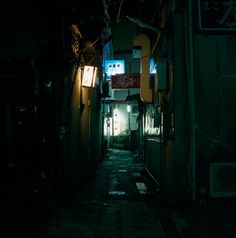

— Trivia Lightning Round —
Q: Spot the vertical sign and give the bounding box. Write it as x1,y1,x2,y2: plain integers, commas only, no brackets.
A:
82,66,97,87
133,34,152,103
198,0,236,31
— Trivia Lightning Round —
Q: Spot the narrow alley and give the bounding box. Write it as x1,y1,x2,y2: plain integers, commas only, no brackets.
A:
33,149,178,238
2,149,236,238
1,1,236,238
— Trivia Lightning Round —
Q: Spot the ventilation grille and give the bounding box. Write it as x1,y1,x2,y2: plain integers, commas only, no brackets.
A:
209,163,236,198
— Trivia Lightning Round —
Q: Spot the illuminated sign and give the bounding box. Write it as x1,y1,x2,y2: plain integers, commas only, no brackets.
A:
82,66,97,87
111,74,140,89
150,57,156,74
104,60,125,80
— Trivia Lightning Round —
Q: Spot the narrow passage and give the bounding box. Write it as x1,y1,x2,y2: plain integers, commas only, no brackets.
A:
36,149,175,238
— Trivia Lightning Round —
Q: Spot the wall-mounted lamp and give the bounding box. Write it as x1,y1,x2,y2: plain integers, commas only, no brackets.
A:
82,65,98,88
127,104,131,113
79,65,98,113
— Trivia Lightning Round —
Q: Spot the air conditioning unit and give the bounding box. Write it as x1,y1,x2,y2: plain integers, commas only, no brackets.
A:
209,163,236,198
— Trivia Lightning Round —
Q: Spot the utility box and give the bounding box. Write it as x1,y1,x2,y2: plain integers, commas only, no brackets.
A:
209,163,236,198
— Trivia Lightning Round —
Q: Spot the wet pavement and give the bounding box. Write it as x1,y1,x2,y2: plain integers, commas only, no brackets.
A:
33,149,178,238
3,148,236,238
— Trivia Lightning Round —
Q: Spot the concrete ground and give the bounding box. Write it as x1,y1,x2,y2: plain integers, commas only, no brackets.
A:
170,197,236,238
33,149,178,238
3,148,236,238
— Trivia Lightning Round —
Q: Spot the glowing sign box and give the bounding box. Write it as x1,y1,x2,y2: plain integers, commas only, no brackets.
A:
82,66,97,87
104,59,125,80
111,74,140,89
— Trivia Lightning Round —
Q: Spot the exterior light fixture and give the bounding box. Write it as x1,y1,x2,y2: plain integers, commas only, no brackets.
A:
82,65,97,87
127,105,131,113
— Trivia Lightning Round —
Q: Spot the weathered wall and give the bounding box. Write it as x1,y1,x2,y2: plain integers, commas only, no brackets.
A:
70,69,82,189
144,139,162,183
69,68,102,190
194,35,236,190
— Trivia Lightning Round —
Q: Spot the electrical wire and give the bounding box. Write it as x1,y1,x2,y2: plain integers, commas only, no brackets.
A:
151,32,161,55
116,0,124,23
144,163,161,188
82,35,103,52
103,0,111,22
195,123,236,155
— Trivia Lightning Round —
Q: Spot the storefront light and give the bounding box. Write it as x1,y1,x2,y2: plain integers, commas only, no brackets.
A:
127,105,131,113
82,65,97,87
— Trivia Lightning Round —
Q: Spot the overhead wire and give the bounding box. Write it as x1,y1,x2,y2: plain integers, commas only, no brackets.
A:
82,35,103,52
103,0,111,22
116,0,124,23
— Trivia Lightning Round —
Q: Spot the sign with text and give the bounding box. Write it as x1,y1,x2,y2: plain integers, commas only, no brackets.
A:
198,0,236,31
104,59,125,81
111,74,140,89
82,66,97,87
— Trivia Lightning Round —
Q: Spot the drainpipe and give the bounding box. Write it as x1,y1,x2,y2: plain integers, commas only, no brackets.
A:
186,0,196,201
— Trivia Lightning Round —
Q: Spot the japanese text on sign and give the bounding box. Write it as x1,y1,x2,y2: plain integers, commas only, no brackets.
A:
111,74,140,89
199,0,236,30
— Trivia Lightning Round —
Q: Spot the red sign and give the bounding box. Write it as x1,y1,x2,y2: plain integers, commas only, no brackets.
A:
111,74,140,89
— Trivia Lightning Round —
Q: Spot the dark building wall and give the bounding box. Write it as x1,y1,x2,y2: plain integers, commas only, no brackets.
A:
0,0,70,207
69,67,102,190
0,1,66,59
144,139,163,183
170,10,190,201
194,35,236,193
69,68,82,189
160,1,236,201
139,2,187,201
194,35,236,159
112,18,136,52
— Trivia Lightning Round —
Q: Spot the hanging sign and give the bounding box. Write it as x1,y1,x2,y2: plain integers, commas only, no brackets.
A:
111,74,140,89
198,0,236,31
133,34,151,103
82,66,97,87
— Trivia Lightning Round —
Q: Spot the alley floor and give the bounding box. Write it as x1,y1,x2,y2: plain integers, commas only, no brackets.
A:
32,149,178,238
3,148,236,238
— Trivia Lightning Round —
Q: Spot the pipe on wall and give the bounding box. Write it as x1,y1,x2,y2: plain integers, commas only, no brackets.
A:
185,0,196,201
